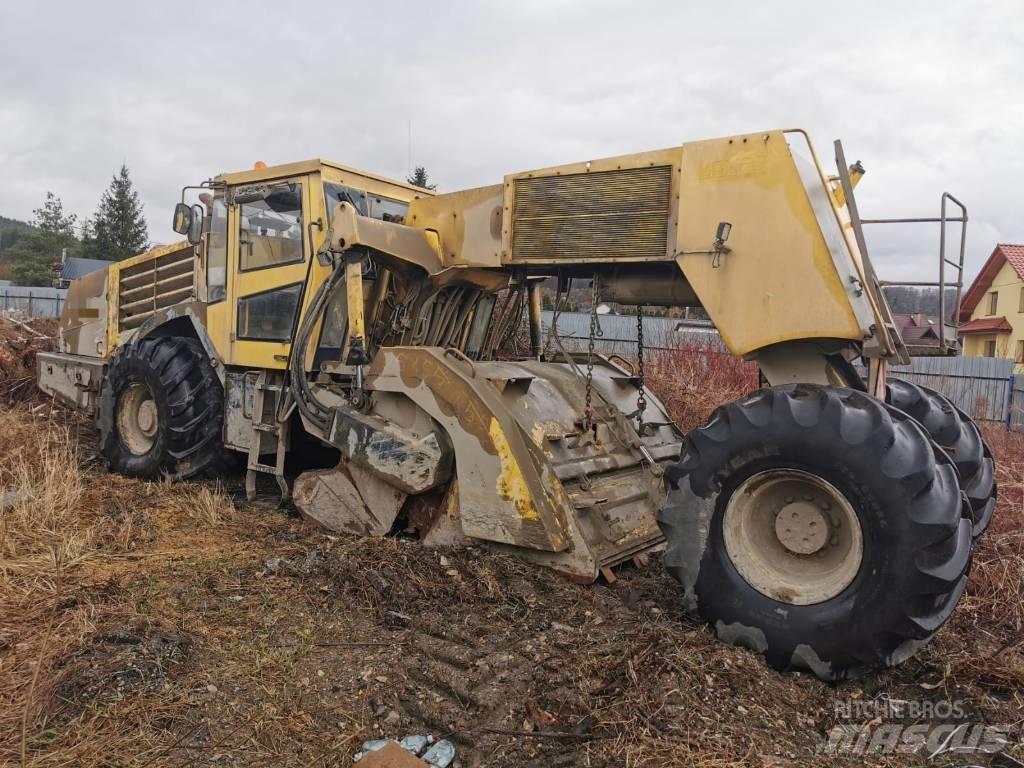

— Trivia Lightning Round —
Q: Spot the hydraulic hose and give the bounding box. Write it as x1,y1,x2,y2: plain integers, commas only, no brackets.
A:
288,259,348,433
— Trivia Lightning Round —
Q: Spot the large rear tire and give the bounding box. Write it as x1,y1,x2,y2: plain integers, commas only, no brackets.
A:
658,384,972,681
97,336,224,480
886,377,996,540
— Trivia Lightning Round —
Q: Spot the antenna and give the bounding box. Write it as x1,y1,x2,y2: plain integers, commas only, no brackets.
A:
407,119,412,176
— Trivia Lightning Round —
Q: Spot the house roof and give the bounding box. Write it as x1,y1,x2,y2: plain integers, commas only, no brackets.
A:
59,257,112,280
893,313,940,341
958,316,1012,334
959,244,1024,319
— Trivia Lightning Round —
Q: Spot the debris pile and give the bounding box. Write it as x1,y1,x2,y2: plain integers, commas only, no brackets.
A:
0,314,56,403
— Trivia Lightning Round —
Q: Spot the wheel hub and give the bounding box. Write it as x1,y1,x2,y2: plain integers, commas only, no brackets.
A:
774,500,829,555
723,469,864,605
116,382,159,456
137,400,157,436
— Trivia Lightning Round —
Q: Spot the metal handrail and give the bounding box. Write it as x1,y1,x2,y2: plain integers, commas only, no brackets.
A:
861,192,968,350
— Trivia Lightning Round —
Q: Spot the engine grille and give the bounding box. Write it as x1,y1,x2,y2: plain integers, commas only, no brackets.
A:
510,165,672,260
118,244,196,332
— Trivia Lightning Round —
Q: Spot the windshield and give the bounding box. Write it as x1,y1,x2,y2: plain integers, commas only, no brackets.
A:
323,183,409,224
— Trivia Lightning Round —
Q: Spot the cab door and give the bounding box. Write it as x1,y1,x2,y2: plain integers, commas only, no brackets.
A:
227,177,311,369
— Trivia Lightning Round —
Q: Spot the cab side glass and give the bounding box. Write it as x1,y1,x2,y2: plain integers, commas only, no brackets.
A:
239,184,303,271
188,204,204,244
206,195,228,302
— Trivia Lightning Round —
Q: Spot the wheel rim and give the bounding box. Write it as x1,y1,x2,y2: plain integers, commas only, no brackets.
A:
723,469,864,605
116,382,159,455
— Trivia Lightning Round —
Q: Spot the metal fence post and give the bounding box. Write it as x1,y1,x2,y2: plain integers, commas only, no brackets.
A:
1005,375,1013,430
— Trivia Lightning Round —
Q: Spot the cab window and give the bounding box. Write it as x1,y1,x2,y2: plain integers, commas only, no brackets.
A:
206,193,228,302
239,184,303,271
237,283,303,341
324,183,368,216
368,194,407,224
324,182,408,224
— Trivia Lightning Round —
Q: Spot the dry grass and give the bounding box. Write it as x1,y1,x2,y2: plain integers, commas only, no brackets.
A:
169,482,236,528
964,426,1024,635
0,327,1021,766
1,416,86,575
0,398,251,766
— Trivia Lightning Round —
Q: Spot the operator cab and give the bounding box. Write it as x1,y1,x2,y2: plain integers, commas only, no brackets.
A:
172,159,431,372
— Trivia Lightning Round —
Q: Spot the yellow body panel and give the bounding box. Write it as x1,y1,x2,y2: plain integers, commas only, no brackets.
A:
407,185,506,268
88,136,891,372
675,132,863,355
107,240,196,352
218,158,431,199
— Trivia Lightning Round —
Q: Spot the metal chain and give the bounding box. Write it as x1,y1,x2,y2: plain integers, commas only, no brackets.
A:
635,306,647,435
583,275,602,429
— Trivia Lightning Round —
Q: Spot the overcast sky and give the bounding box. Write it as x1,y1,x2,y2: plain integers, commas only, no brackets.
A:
1,1,1021,281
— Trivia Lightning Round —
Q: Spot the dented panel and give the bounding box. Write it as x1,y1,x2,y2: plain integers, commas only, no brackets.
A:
367,347,570,552
359,348,683,580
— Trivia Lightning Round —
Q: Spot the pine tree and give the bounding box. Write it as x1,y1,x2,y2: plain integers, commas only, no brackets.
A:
33,192,78,236
8,192,81,286
89,165,149,260
406,166,437,191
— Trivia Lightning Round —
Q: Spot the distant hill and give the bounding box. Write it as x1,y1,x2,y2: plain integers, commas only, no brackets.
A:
882,285,959,319
0,216,36,261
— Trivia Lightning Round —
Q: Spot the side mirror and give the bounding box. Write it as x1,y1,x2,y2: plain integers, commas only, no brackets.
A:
172,202,192,235
172,202,204,244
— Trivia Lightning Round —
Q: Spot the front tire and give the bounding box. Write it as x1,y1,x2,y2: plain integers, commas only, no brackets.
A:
97,336,224,479
658,384,972,681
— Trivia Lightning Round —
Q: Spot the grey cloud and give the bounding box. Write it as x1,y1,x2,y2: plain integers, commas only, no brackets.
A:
1,0,1021,284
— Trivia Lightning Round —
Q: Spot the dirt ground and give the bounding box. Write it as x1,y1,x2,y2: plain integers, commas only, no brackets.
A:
1,318,1022,767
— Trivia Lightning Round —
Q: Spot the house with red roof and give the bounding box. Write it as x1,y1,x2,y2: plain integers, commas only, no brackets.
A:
894,313,942,344
958,244,1024,367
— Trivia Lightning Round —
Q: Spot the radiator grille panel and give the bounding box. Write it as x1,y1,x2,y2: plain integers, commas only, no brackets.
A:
511,165,672,260
118,244,196,332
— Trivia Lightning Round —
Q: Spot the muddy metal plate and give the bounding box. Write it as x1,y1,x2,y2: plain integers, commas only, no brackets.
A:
366,348,682,580
37,351,105,413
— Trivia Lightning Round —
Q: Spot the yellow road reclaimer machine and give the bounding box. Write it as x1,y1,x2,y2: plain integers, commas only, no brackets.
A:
39,130,992,680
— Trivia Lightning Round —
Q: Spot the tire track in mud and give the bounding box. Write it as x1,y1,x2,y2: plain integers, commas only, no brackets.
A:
397,614,541,748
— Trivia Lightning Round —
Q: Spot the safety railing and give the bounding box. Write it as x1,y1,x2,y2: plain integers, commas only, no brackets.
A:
860,193,967,353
